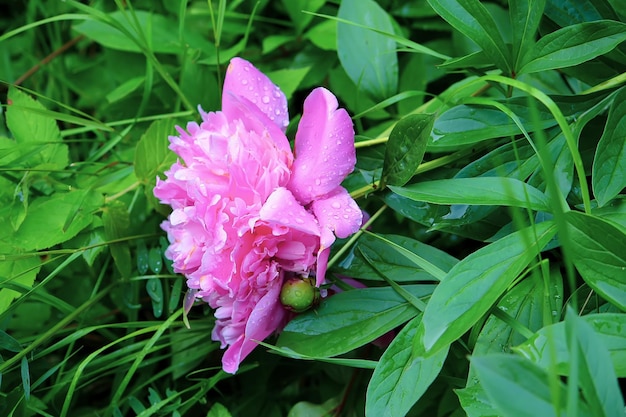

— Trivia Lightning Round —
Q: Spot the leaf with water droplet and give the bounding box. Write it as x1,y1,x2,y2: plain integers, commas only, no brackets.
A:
381,113,435,189
146,278,164,318
148,247,163,274
136,241,149,275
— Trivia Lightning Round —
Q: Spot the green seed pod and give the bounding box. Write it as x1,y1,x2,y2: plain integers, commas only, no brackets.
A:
280,276,319,313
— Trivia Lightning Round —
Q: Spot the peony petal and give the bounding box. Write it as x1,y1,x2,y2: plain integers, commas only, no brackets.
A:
221,93,292,155
221,278,286,374
223,58,289,131
311,187,362,239
259,187,320,237
287,87,356,205
222,57,291,155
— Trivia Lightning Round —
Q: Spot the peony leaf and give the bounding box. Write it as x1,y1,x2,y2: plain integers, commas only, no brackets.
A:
518,21,626,74
565,211,626,311
337,0,398,100
381,113,434,188
592,87,626,207
389,177,551,212
366,315,449,417
277,285,436,357
417,221,557,353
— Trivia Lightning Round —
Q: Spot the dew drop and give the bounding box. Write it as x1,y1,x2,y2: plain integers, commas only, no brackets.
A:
331,201,341,209
295,218,304,224
262,96,270,104
315,178,321,186
242,79,248,85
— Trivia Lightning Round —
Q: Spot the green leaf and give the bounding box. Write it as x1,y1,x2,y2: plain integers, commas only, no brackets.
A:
509,0,546,70
592,87,626,207
518,21,626,74
337,233,458,282
146,278,163,318
21,356,30,401
206,403,231,417
267,67,311,101
456,383,500,417
0,257,41,316
281,0,325,34
102,200,131,279
0,329,22,352
73,11,209,54
426,0,511,74
277,285,436,357
544,0,619,27
565,211,626,311
389,177,551,212
105,76,145,103
472,354,592,417
6,86,68,169
134,119,178,183
0,189,103,252
134,119,178,215
381,113,435,188
337,0,398,100
148,247,163,274
564,309,625,417
305,20,337,51
366,315,449,417
515,313,626,377
287,398,340,417
429,103,556,151
417,221,557,353
472,275,554,359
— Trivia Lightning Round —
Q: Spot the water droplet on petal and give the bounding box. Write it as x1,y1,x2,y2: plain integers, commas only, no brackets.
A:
262,96,270,104
295,218,304,224
331,201,341,209
242,79,248,85
315,178,321,186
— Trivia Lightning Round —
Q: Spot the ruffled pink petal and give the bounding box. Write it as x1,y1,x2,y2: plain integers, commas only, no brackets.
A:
311,187,362,239
221,278,286,374
259,187,320,237
287,87,356,205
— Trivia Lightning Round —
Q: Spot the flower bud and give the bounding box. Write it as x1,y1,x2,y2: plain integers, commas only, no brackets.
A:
280,276,319,313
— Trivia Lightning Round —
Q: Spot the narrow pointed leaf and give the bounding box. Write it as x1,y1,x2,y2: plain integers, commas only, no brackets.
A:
381,113,435,188
565,309,625,417
509,0,546,69
389,177,551,212
427,0,511,74
418,221,557,353
565,211,626,311
592,87,626,207
366,315,449,417
518,21,626,74
337,0,398,100
472,354,592,417
515,313,626,377
277,285,436,357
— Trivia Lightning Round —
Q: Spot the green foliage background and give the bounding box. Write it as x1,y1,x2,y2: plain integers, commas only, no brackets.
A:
0,0,625,416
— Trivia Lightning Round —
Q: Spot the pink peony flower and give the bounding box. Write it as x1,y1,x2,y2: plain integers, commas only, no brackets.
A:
154,57,362,374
